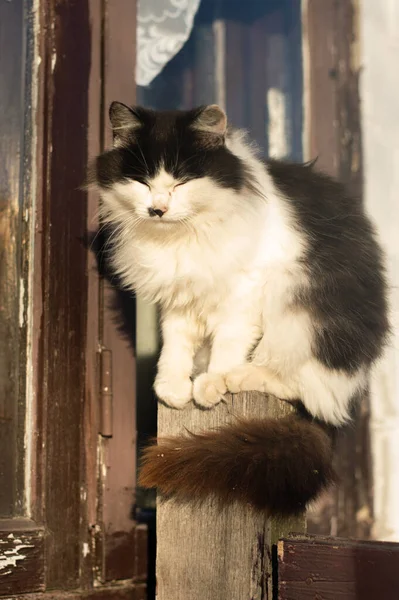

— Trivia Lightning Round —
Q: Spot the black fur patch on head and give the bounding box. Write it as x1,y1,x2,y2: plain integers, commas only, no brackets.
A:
267,159,389,373
94,104,248,191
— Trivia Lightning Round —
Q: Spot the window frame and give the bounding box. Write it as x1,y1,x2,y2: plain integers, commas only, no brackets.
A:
0,0,147,596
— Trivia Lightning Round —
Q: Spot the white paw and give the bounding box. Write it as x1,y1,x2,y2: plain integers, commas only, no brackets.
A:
225,364,263,393
193,373,227,408
154,376,193,409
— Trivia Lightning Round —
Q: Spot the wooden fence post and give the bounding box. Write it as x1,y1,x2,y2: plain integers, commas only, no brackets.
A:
156,391,305,600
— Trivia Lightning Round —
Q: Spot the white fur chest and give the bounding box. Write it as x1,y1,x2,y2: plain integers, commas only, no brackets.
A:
113,226,251,312
110,192,306,341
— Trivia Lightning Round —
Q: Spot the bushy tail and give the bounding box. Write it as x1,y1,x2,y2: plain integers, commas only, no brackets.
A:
139,414,337,516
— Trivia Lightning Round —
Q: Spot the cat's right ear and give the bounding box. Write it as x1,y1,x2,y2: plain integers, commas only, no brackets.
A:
109,102,142,146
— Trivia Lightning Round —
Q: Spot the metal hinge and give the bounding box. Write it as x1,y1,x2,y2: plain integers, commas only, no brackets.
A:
99,348,113,437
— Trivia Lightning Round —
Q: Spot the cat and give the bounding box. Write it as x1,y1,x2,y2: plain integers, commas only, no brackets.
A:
91,102,389,515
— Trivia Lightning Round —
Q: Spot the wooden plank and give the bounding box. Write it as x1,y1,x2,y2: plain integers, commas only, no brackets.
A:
334,0,362,196
35,0,91,589
30,0,146,592
304,0,362,189
98,0,142,584
0,522,45,595
157,393,304,600
30,0,47,528
278,535,399,600
304,0,339,176
80,0,103,589
0,0,25,518
303,0,371,539
12,583,146,600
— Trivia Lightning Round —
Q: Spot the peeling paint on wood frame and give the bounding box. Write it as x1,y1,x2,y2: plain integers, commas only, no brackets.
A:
0,525,44,595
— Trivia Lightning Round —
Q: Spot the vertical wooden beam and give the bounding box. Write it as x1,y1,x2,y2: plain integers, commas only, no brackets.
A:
157,394,304,600
81,0,102,588
98,0,147,586
303,0,371,539
34,0,91,588
0,0,26,517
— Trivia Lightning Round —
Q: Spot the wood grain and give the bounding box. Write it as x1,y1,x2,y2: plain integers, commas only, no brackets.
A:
99,0,141,584
305,0,339,176
157,393,305,600
12,584,146,600
278,535,399,600
304,0,371,539
0,0,25,518
80,0,102,589
35,0,91,588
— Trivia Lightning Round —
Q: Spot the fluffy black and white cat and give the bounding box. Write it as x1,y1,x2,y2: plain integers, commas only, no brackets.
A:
92,102,388,515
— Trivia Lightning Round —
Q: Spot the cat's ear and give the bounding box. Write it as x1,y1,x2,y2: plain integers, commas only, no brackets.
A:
109,102,142,146
192,105,227,146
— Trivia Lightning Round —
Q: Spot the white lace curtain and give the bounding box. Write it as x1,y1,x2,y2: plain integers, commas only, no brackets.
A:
136,0,201,86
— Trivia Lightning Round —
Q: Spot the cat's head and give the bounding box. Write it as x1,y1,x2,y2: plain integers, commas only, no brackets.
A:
91,103,251,225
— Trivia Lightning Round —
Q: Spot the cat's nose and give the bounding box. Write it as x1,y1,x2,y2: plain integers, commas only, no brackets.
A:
148,207,166,218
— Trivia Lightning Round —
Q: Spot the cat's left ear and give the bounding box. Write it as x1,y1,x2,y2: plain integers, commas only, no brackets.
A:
109,101,142,146
192,105,227,146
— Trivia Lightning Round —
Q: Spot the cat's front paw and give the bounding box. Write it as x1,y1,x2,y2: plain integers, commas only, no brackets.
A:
193,373,227,408
154,376,193,409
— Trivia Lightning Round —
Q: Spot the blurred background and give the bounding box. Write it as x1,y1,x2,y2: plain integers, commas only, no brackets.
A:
0,0,398,598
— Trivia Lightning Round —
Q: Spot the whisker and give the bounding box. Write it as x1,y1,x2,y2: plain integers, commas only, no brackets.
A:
135,140,149,172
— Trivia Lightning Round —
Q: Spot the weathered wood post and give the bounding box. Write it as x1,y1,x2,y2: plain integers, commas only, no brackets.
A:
156,392,305,600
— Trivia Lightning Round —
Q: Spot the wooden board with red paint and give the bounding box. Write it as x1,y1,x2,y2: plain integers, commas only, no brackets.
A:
278,535,399,599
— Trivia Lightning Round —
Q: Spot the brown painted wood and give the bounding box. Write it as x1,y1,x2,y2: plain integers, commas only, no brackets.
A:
0,0,146,596
34,0,91,589
0,521,45,595
96,0,143,584
29,1,102,591
34,0,146,589
278,535,399,600
157,394,305,600
1,0,93,594
0,0,27,518
304,0,371,539
305,0,339,176
12,583,146,600
30,0,47,529
100,525,147,584
80,0,104,589
305,0,362,187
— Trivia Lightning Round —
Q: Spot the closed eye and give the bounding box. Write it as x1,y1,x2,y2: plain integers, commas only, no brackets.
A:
174,178,195,190
133,179,150,189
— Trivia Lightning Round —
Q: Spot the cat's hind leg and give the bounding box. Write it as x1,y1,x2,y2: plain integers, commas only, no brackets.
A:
225,360,365,426
225,364,298,400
